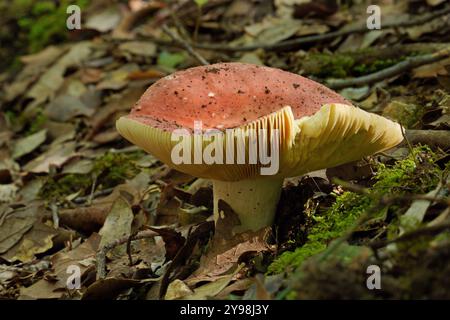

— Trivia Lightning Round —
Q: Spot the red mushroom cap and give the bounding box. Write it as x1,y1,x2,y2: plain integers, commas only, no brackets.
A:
127,62,349,131
117,62,403,181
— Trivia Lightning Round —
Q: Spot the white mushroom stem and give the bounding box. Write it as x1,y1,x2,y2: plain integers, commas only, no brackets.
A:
212,177,284,232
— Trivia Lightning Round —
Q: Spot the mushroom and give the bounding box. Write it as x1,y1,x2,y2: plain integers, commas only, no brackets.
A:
116,63,403,232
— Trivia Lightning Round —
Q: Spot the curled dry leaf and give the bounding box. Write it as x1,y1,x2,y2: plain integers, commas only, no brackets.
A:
26,42,95,107
85,6,122,33
11,129,47,159
23,141,77,174
19,233,101,299
99,196,134,259
0,184,19,203
186,200,272,285
0,202,58,262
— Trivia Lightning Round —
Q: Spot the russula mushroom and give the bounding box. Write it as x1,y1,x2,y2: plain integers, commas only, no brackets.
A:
116,63,403,232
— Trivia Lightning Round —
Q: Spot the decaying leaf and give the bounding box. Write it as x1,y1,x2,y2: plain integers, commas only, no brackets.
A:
50,233,100,289
85,6,122,33
18,233,101,299
26,42,95,107
99,196,134,258
23,141,77,173
82,278,143,300
413,57,450,78
11,129,47,159
0,205,37,255
186,200,272,285
45,95,95,122
0,184,19,203
2,221,57,263
4,46,66,102
119,41,157,58
399,183,443,235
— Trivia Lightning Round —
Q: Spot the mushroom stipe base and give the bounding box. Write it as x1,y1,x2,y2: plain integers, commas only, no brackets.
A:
213,177,284,232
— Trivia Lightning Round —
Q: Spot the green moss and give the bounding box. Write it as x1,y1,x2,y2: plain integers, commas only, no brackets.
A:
373,146,440,195
268,192,368,274
26,109,47,135
5,107,47,135
91,152,142,187
40,173,92,200
40,151,143,201
382,100,424,129
352,58,402,76
268,146,443,274
303,53,355,78
11,0,89,53
301,52,405,78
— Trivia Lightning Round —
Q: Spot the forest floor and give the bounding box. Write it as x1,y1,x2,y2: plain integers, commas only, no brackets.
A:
0,0,449,300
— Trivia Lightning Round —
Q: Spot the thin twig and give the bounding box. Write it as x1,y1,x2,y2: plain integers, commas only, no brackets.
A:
122,6,450,52
96,229,158,280
335,179,450,207
50,202,59,229
161,25,209,66
326,47,450,89
193,5,202,42
404,130,450,150
87,174,97,206
369,222,450,250
402,126,414,155
168,9,191,41
319,177,450,261
141,6,450,52
72,188,114,204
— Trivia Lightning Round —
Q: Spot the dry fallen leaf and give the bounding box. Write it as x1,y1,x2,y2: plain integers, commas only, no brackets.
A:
0,184,18,203
96,64,140,91
0,205,37,255
23,141,77,173
2,221,57,263
11,129,47,159
45,95,95,122
26,42,95,107
413,57,450,78
118,41,157,58
186,200,271,285
3,46,66,102
427,0,446,7
99,196,134,258
18,234,100,299
50,233,100,289
82,278,143,300
85,6,122,33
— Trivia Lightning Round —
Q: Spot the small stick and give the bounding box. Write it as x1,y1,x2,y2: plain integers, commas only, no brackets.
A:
369,222,450,250
404,130,450,151
123,6,450,52
193,4,202,42
72,188,114,204
153,5,450,52
96,229,158,280
335,179,450,206
161,25,209,66
326,48,450,89
87,174,97,206
50,202,59,229
402,126,414,156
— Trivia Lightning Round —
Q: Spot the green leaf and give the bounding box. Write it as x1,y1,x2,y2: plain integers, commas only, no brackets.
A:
194,0,209,7
157,51,186,69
